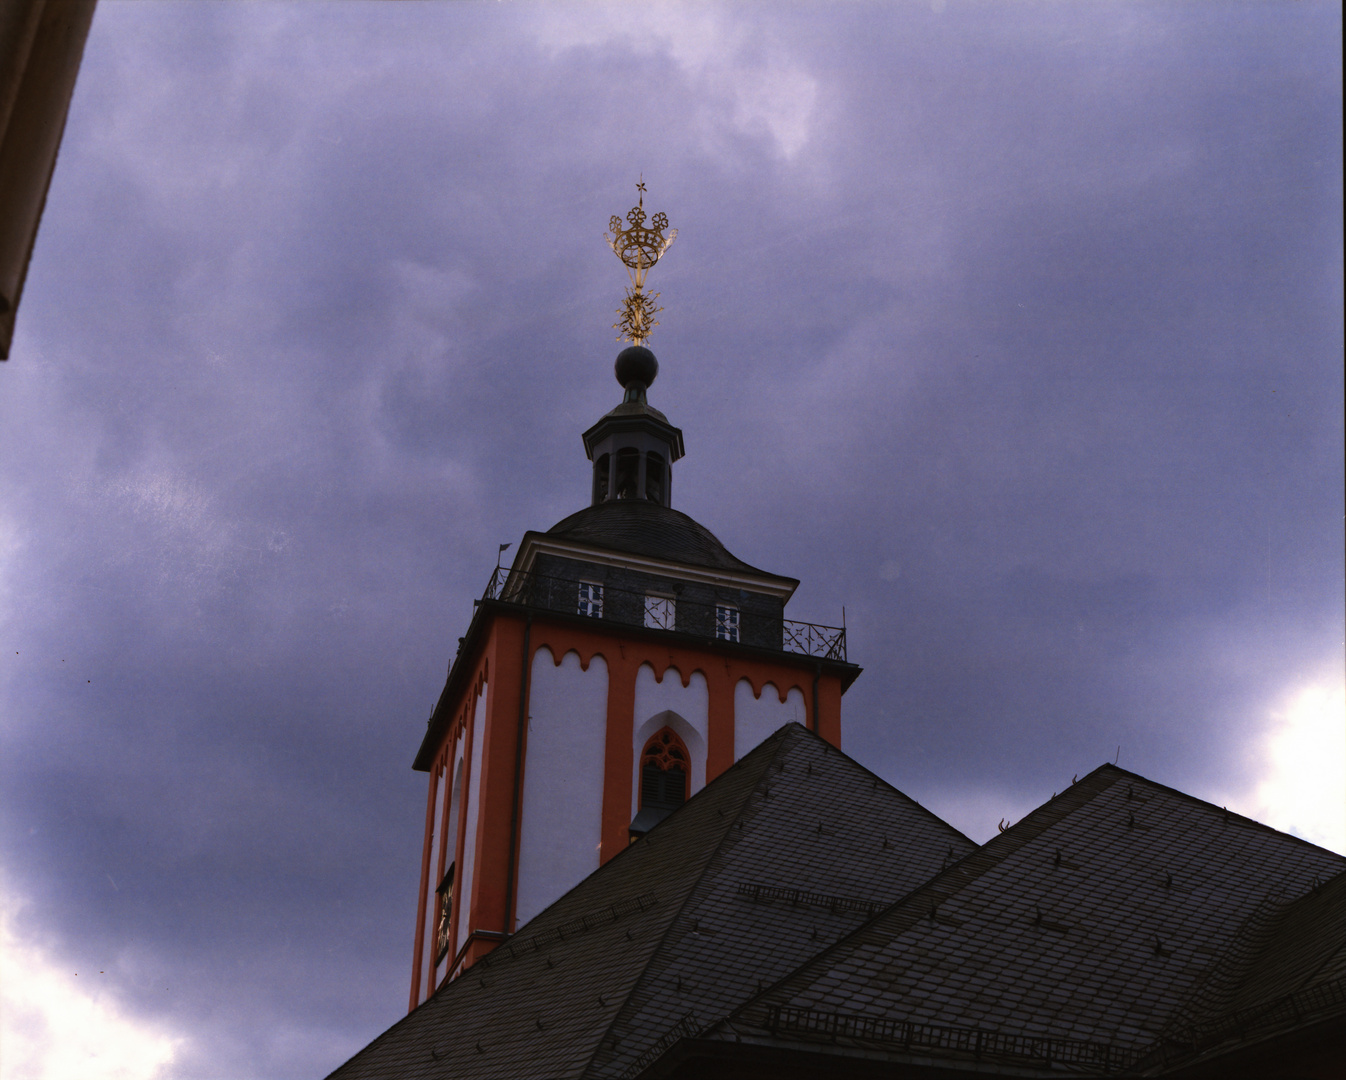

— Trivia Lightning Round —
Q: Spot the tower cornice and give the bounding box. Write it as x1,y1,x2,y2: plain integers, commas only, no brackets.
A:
512,533,798,601
581,404,685,463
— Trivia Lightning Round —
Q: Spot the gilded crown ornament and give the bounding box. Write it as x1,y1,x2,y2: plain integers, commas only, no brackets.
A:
605,179,676,345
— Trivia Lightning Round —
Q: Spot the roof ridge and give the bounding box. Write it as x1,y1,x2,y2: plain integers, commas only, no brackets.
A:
577,726,798,1078
1084,762,1346,855
713,766,1128,1034
863,775,977,850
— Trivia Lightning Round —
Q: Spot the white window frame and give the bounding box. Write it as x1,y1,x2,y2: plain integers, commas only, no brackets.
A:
577,580,604,618
643,593,676,631
714,604,740,643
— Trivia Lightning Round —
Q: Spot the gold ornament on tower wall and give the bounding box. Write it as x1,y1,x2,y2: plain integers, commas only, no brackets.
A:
605,179,676,345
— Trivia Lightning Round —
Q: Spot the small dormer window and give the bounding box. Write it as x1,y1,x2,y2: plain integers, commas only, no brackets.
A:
644,594,675,630
577,581,604,618
714,604,739,643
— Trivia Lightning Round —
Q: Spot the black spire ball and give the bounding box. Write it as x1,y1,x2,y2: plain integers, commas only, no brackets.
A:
614,345,658,391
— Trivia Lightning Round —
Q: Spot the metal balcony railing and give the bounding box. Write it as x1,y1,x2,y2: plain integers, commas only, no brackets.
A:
480,566,846,662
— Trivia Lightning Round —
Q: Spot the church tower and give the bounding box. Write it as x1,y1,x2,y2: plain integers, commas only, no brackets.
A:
407,187,861,1009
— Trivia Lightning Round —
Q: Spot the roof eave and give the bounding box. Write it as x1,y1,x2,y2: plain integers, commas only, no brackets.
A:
412,599,501,771
514,531,801,601
581,412,686,462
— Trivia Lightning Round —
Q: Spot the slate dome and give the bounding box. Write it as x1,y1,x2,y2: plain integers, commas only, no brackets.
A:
547,499,767,575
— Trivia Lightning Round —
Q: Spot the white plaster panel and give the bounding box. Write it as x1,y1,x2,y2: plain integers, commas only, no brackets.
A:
631,664,709,817
456,685,488,947
421,764,445,991
445,739,463,883
514,648,609,929
734,680,807,760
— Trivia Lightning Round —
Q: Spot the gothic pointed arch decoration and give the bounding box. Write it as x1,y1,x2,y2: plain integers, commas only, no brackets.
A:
641,726,690,786
631,727,690,842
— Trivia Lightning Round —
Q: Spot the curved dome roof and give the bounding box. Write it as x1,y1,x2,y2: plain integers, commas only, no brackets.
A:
546,500,784,578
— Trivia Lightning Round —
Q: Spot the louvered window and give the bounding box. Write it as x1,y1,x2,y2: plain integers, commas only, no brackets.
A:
641,759,686,813
614,447,639,500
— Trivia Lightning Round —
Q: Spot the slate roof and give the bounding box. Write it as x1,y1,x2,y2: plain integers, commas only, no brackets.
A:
323,725,976,1080
1138,863,1346,1074
687,764,1345,1077
1233,866,1346,1004
542,500,791,582
325,743,1344,1080
587,724,976,1079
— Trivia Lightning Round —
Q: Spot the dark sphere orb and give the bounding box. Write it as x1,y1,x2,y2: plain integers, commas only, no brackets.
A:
614,345,658,389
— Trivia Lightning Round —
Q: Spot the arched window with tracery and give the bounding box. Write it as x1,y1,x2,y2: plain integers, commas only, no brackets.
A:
630,727,689,842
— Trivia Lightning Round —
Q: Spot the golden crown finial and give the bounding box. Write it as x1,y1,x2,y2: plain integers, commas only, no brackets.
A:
604,178,676,345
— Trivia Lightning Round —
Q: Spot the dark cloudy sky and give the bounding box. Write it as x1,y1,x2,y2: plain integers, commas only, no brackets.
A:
1,3,1341,1078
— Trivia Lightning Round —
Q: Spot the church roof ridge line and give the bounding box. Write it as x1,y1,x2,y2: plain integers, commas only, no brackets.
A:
471,892,662,973
1071,761,1346,856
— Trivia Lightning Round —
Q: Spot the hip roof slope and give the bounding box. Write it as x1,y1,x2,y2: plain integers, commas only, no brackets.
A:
584,723,978,1079
546,500,784,579
710,764,1346,1073
322,726,792,1080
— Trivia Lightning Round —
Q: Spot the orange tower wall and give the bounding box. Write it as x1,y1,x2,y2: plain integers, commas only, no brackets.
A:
408,608,846,1007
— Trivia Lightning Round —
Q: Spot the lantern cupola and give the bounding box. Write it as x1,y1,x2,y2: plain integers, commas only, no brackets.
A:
582,345,684,506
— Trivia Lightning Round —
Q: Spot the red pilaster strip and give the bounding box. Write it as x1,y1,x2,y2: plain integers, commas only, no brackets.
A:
445,699,471,976
599,645,637,863
705,662,735,782
816,672,843,748
408,760,438,1012
464,617,526,951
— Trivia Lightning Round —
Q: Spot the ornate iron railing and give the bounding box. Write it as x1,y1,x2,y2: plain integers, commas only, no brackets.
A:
782,620,845,661
480,566,846,662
